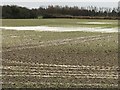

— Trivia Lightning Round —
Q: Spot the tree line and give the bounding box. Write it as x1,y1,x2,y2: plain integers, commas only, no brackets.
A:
1,5,119,19
1,5,37,19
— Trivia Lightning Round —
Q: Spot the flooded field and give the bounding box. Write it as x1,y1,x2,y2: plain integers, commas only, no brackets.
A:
1,19,119,88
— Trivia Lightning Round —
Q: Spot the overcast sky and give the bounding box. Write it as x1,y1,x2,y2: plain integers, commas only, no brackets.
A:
1,0,120,2
1,0,119,9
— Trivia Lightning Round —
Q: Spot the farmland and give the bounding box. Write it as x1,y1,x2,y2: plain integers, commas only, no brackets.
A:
1,19,119,88
2,19,117,27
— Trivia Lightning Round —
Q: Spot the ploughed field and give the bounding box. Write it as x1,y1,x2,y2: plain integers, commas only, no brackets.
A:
2,19,119,88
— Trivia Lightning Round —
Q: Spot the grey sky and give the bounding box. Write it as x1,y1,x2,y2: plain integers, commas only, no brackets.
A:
1,1,118,9
1,0,119,2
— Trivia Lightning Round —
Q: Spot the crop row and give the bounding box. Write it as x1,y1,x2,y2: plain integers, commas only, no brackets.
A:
3,35,112,52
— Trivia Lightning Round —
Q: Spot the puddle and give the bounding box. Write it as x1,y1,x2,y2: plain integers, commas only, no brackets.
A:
0,26,118,33
77,22,115,25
